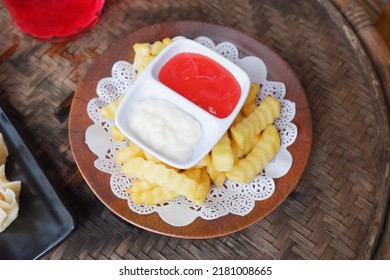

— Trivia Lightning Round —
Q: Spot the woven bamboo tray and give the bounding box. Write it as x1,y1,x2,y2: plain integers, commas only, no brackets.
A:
0,0,389,259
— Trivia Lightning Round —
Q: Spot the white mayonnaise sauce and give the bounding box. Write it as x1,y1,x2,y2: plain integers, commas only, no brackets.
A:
128,99,202,163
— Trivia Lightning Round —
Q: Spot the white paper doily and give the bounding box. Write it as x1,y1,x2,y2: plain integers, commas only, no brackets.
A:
85,36,297,226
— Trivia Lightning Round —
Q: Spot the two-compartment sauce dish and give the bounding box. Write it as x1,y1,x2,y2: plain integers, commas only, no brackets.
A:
115,38,250,169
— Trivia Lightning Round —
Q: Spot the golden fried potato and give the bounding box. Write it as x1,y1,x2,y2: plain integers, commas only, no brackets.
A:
232,111,244,126
141,54,155,66
133,43,150,59
199,167,211,190
181,168,201,182
206,161,226,187
142,150,162,164
127,179,155,193
150,41,166,56
230,137,244,159
241,103,256,117
111,125,127,142
230,95,280,149
130,186,177,205
243,83,259,109
127,178,178,205
235,134,261,160
191,154,210,169
226,125,280,184
133,38,173,73
133,43,151,73
115,142,144,165
211,133,234,172
100,96,124,120
211,173,226,187
162,37,173,46
120,157,210,205
142,150,180,171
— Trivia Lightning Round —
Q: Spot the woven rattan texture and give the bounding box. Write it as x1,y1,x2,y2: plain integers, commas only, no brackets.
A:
0,0,385,259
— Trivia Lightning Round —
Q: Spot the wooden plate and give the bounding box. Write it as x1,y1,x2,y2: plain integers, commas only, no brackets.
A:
69,21,312,238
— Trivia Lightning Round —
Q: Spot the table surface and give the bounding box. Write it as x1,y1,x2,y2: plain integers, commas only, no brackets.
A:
0,0,389,260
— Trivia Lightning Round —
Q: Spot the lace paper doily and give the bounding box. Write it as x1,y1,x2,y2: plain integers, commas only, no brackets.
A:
85,36,297,226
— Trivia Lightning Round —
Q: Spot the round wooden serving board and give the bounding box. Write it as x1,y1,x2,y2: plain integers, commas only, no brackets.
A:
69,21,312,238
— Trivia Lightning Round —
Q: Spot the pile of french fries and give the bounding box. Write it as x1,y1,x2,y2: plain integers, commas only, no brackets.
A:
99,38,281,206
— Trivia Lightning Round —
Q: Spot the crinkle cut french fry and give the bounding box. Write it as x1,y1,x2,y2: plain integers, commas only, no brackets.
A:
206,161,226,187
100,96,124,120
211,173,226,187
211,133,234,172
133,43,151,73
120,157,210,205
127,179,177,205
232,111,244,125
130,186,177,205
126,179,155,193
242,83,259,110
133,38,173,74
142,150,163,164
241,103,256,117
111,125,127,142
133,43,150,59
162,37,173,46
142,150,179,171
199,168,211,189
226,125,280,184
150,41,166,56
191,154,210,169
141,54,155,65
230,95,280,149
115,142,144,165
230,137,243,159
181,168,201,182
234,134,261,160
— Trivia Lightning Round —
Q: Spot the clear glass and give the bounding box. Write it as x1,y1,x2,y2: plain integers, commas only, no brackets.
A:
2,0,105,42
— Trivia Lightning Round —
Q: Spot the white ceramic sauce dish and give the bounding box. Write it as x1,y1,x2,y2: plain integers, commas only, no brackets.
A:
115,38,250,169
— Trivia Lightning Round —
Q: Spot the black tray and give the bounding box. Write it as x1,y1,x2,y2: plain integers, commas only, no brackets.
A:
0,107,75,260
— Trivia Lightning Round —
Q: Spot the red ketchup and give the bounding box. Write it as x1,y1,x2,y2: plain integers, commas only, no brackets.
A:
159,52,241,118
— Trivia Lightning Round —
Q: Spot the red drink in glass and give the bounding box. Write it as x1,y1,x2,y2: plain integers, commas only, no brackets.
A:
3,0,105,42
